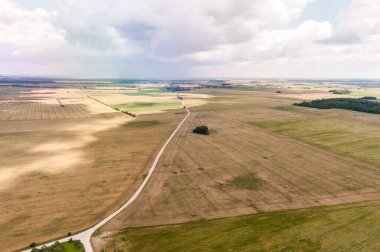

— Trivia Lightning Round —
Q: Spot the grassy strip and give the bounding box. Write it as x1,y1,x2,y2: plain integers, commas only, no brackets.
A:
114,201,380,251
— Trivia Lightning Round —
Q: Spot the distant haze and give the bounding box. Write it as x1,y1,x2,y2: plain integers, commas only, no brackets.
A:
1,0,379,79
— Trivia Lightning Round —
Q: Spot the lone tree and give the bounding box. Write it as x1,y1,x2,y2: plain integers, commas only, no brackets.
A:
193,125,209,135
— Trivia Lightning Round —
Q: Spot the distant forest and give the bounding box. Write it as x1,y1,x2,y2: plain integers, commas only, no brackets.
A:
295,98,380,114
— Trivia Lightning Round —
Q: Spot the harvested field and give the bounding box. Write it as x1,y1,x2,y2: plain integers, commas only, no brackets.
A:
0,101,118,120
0,88,122,120
0,86,185,251
4,85,380,251
97,105,380,236
94,87,380,251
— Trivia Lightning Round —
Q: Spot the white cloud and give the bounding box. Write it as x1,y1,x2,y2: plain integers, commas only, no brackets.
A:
0,1,65,54
0,0,379,78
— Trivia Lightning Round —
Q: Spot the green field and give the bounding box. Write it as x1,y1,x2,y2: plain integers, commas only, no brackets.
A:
112,102,181,112
114,201,380,251
350,90,380,98
31,240,84,252
124,89,165,96
252,115,380,168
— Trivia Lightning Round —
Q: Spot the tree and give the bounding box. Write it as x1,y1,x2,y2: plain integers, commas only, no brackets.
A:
193,125,209,135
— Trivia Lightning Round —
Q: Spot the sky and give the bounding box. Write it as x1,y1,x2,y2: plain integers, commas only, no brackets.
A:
0,0,379,79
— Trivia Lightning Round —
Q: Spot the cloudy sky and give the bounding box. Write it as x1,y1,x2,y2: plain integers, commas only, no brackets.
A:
0,0,379,79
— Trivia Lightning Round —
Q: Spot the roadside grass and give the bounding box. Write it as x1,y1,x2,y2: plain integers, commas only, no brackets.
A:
112,102,181,112
60,242,84,252
251,116,380,168
31,240,84,252
113,201,380,251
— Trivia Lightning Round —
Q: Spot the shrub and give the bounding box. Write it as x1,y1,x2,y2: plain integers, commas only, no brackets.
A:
193,125,209,135
73,240,82,248
30,242,37,248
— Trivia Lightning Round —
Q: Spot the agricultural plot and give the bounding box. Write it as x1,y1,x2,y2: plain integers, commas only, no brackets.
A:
252,107,380,169
0,101,119,120
98,106,380,232
0,86,185,251
95,87,380,251
3,85,380,251
350,89,380,98
112,102,182,113
124,89,165,96
99,200,380,251
86,89,210,115
0,87,122,120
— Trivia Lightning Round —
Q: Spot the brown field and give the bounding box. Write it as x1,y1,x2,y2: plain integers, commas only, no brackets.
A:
0,86,184,251
95,87,380,250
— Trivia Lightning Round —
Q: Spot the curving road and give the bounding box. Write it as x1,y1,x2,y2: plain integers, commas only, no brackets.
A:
23,98,190,252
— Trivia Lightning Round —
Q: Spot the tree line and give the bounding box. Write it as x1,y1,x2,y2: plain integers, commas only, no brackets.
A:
295,98,380,114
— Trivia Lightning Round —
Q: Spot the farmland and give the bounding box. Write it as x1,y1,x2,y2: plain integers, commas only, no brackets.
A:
94,86,380,251
101,200,380,251
253,109,380,168
2,82,380,251
0,85,198,251
112,102,182,113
